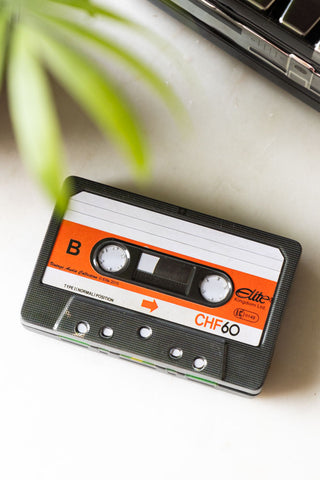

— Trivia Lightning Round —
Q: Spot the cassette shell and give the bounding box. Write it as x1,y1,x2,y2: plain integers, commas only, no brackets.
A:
21,176,301,396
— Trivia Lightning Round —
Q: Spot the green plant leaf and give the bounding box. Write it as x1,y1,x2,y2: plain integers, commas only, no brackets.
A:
0,9,9,91
48,0,135,25
7,23,67,211
34,13,185,120
34,28,149,176
42,1,192,98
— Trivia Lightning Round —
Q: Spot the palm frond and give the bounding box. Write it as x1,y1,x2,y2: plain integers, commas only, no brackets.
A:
32,12,185,120
43,0,187,74
1,0,187,206
0,9,10,90
8,23,68,211
48,0,135,25
32,26,149,176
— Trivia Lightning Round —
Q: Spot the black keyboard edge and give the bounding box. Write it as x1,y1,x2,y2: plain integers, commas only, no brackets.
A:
214,0,318,61
148,0,320,111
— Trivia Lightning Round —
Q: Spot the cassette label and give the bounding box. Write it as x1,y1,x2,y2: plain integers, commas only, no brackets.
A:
42,191,284,346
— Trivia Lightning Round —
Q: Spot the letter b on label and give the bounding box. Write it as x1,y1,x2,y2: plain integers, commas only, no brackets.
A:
66,239,81,256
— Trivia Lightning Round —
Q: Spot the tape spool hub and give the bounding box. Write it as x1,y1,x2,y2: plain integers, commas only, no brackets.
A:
96,242,130,273
199,273,233,304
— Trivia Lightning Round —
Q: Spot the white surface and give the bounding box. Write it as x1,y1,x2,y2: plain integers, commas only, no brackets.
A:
0,1,319,479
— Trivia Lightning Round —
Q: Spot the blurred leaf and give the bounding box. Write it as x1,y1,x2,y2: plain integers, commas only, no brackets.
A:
46,0,187,70
35,28,149,176
8,23,67,212
2,0,189,206
35,13,185,120
0,10,9,91
44,1,191,91
48,0,135,25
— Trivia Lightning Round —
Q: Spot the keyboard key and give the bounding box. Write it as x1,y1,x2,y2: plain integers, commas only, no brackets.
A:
280,0,320,36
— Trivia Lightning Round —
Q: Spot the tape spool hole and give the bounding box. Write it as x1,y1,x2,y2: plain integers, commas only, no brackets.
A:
139,326,152,339
192,356,207,372
100,326,114,339
169,347,183,360
75,321,90,335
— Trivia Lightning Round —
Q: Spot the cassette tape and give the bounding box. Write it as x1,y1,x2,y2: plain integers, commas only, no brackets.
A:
21,176,301,395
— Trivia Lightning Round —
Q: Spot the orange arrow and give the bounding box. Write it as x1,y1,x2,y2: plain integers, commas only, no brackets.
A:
141,299,158,313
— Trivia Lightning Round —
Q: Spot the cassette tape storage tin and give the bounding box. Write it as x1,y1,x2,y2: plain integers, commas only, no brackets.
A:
21,177,301,395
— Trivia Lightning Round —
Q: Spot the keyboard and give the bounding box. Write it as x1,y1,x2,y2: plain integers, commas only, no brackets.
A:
148,0,320,110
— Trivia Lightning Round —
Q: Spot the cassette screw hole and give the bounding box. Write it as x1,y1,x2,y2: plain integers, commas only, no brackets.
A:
100,326,114,339
192,356,207,372
139,326,152,339
75,322,90,335
169,347,183,360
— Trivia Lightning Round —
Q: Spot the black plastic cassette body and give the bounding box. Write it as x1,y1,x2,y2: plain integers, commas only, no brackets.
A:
21,177,301,395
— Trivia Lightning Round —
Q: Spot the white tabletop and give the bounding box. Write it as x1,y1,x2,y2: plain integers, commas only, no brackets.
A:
1,1,319,479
